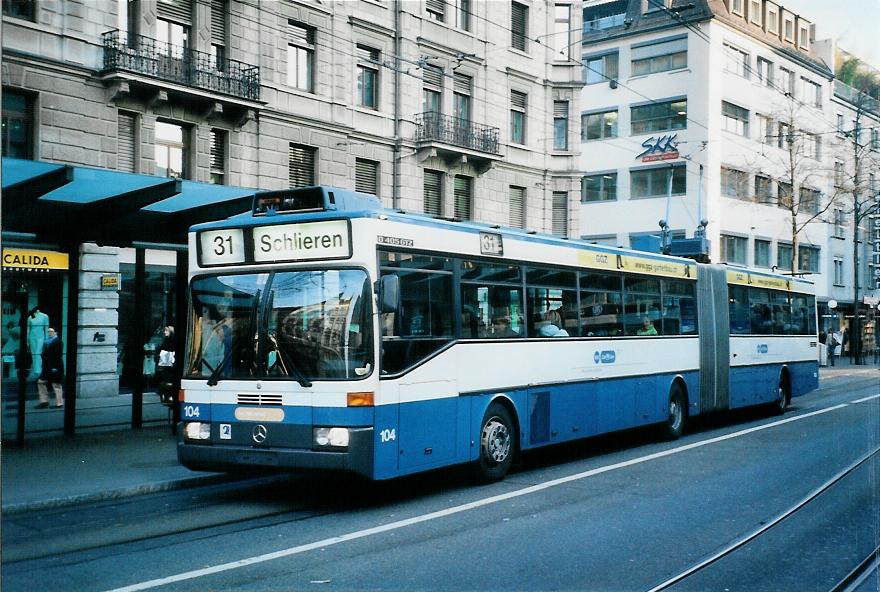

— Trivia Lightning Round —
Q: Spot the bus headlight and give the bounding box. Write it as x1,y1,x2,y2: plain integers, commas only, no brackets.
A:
313,427,350,448
184,422,211,441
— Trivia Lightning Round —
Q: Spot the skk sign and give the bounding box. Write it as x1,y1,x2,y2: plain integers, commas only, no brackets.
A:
636,134,680,162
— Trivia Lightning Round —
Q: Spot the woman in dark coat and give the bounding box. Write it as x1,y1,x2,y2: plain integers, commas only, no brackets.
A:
36,327,64,408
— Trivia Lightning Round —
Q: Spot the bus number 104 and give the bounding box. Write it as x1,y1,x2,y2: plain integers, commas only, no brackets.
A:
379,428,396,442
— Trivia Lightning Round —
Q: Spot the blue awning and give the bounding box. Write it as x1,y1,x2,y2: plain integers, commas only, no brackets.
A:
2,158,256,245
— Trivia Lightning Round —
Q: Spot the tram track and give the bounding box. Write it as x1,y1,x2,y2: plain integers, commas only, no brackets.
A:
645,446,880,592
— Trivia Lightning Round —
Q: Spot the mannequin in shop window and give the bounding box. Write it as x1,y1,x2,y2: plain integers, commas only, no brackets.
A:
27,307,49,380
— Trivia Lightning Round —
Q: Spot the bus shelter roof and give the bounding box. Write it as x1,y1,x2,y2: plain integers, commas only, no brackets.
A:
1,158,256,246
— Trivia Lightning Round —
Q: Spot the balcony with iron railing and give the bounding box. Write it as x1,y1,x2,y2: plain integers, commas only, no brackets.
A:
414,111,500,156
833,79,880,116
101,30,260,101
583,13,626,33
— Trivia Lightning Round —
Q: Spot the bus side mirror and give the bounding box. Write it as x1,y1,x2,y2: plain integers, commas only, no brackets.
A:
378,274,400,314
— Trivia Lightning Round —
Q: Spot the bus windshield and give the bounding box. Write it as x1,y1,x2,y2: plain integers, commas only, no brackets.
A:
187,269,373,381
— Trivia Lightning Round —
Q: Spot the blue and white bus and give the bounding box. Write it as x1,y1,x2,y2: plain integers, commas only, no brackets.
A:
177,186,819,482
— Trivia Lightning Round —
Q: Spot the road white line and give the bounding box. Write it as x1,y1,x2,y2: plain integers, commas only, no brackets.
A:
105,402,852,592
851,393,880,404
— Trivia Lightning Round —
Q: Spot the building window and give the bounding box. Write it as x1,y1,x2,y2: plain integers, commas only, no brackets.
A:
552,191,568,237
754,175,772,204
631,166,686,198
288,22,315,92
801,78,821,108
289,143,316,188
852,119,862,144
511,1,528,51
3,0,35,20
731,0,744,15
210,128,226,185
631,36,687,76
426,0,445,21
582,109,618,140
721,167,749,199
422,64,443,114
799,187,820,214
777,182,793,209
355,158,379,196
834,161,845,187
722,101,749,136
582,173,617,202
756,114,773,143
802,132,820,159
754,239,771,267
357,45,380,109
756,57,773,86
510,90,527,144
798,245,819,273
454,175,473,220
210,0,227,71
749,0,762,24
424,169,443,216
724,44,749,79
509,185,526,229
155,121,188,178
834,208,846,238
118,112,137,173
783,14,794,42
777,122,790,149
2,90,34,159
872,128,879,150
157,17,190,58
584,52,618,84
837,113,845,134
777,243,793,271
766,4,779,33
631,99,687,134
721,235,748,264
553,4,571,59
453,72,472,125
553,101,569,150
779,67,794,96
833,257,844,285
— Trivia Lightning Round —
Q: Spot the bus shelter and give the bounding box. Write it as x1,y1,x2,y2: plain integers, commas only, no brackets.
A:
1,157,255,442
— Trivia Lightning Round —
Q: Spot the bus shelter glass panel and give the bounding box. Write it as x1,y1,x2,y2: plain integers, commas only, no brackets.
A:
579,271,623,337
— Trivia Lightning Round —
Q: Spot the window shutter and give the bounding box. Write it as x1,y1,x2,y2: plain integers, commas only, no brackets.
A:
289,21,314,45
117,112,136,173
426,0,445,17
423,64,443,88
157,0,191,25
355,159,379,195
454,72,471,95
289,144,316,188
510,90,527,110
211,0,227,45
511,2,527,51
424,170,442,216
454,175,472,220
554,101,568,118
211,129,225,170
509,186,525,229
552,191,568,237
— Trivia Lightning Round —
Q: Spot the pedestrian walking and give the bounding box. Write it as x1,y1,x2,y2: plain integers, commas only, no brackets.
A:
35,327,63,408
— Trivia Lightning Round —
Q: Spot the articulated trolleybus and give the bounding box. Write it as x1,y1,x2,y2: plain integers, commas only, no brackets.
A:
178,186,819,482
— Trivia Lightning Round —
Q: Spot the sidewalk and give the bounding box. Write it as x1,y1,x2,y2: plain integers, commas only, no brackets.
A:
1,357,876,516
1,424,235,515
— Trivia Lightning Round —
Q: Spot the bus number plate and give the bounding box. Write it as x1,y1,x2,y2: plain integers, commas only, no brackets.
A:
480,232,503,256
199,229,246,266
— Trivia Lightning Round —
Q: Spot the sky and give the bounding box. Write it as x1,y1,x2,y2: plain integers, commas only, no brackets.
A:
778,0,880,68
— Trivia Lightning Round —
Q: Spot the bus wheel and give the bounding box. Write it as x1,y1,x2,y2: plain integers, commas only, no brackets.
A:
773,373,790,415
662,383,686,440
474,403,515,483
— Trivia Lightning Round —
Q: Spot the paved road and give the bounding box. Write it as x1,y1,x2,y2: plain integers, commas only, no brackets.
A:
3,373,878,592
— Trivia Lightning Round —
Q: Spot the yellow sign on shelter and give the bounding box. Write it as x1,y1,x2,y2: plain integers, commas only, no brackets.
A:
2,248,69,271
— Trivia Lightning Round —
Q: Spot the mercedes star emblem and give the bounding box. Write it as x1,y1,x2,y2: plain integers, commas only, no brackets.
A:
252,424,268,443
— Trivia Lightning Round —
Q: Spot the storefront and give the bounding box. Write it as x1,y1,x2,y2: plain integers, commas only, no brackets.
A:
1,246,70,435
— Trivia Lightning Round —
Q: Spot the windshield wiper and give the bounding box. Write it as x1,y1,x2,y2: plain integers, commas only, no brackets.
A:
206,289,261,387
268,333,312,388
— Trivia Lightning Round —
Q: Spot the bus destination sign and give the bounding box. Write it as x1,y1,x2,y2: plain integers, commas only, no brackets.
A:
198,220,351,266
480,232,503,256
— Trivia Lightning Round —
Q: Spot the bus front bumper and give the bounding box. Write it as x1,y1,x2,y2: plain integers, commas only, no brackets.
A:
177,426,374,478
